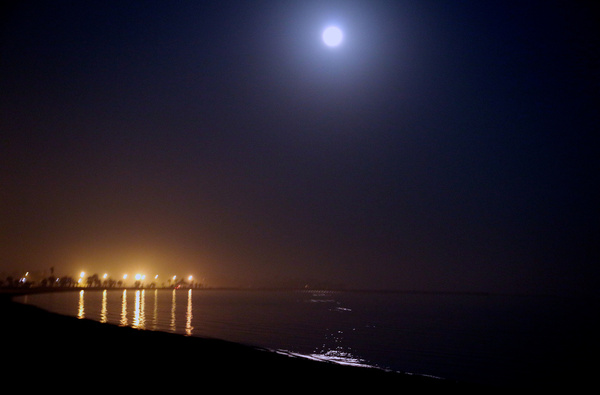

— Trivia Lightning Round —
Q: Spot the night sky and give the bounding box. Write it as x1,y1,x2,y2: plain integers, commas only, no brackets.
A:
1,1,597,293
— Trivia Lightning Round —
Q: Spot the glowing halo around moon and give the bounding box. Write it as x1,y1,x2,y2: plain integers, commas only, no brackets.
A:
322,26,343,47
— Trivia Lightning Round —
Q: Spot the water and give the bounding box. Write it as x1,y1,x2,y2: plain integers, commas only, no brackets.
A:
15,289,598,388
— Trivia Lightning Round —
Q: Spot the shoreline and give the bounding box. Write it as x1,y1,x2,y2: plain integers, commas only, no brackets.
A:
1,291,481,391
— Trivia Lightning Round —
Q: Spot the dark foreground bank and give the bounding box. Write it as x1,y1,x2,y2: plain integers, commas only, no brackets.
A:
1,295,481,392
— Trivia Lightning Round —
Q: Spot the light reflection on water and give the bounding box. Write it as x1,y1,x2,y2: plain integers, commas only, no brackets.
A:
73,288,195,336
100,290,107,323
133,290,145,329
186,289,194,336
120,289,127,326
170,289,176,332
77,290,84,319
151,289,158,330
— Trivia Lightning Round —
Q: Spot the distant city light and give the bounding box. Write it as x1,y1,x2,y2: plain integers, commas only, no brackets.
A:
16,268,204,289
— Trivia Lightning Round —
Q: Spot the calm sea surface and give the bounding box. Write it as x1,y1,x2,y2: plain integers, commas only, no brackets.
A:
15,289,598,387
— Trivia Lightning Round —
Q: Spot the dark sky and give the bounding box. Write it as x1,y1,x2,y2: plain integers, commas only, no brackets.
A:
1,1,597,293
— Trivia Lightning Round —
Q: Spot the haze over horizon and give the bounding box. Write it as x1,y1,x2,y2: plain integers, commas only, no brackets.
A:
1,1,597,294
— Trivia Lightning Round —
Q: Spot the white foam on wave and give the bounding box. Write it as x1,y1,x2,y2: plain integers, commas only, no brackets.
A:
271,348,446,382
273,349,373,368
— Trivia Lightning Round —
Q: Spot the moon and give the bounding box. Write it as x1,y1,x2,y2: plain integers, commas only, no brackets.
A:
322,26,343,47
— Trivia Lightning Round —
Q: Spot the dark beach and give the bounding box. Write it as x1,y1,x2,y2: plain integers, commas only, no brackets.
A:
1,289,479,392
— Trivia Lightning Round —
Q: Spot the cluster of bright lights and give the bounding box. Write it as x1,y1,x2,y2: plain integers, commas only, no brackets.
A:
19,271,30,284
14,270,198,287
76,271,194,285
